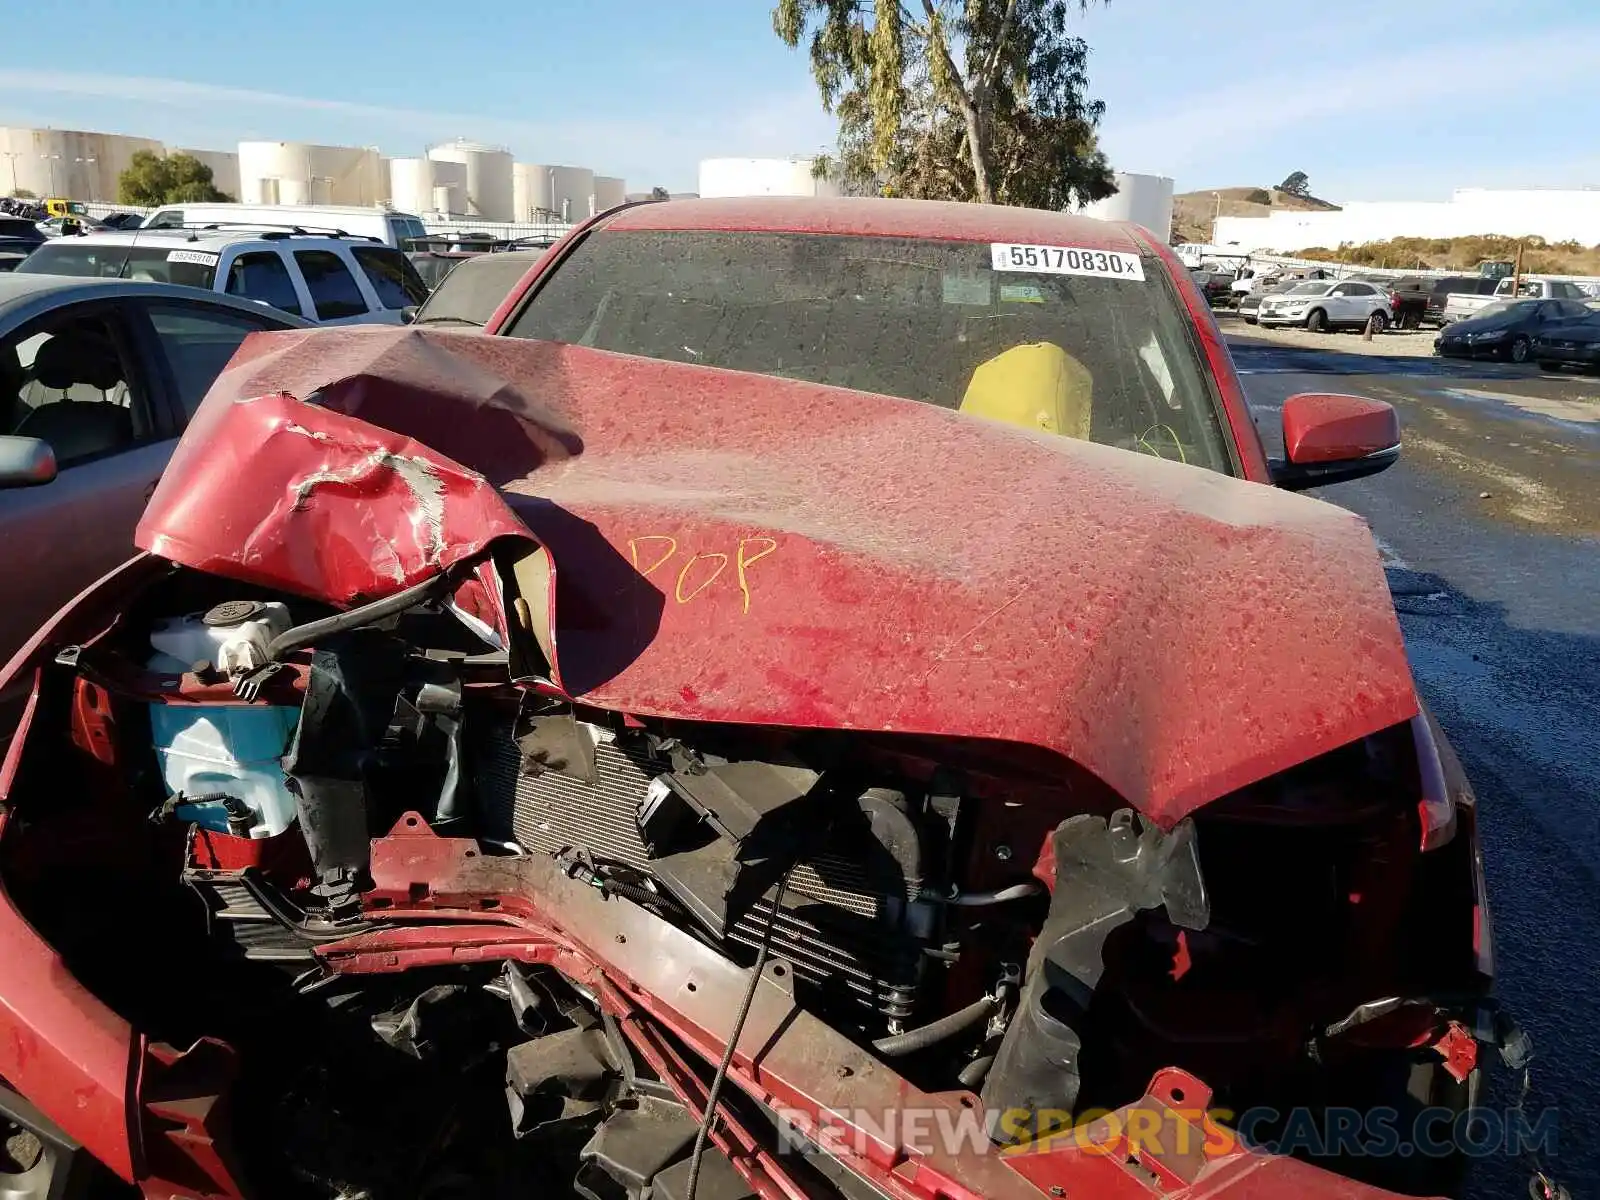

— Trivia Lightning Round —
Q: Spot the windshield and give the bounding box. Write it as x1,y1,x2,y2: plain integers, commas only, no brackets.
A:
415,253,540,327
504,229,1234,474
18,241,218,289
1283,282,1330,296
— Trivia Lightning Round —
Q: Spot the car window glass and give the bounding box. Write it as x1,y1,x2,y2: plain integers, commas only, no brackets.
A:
0,312,148,465
506,228,1235,475
146,303,283,419
352,246,430,308
225,251,302,316
293,249,369,320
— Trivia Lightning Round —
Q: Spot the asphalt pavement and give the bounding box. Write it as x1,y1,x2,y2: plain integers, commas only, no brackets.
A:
1226,319,1600,1200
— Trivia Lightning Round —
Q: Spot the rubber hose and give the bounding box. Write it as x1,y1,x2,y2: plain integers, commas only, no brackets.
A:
266,572,449,662
872,994,998,1058
958,1054,996,1089
934,883,1044,907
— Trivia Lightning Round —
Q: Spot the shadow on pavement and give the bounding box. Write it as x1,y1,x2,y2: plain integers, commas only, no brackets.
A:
1388,568,1600,1200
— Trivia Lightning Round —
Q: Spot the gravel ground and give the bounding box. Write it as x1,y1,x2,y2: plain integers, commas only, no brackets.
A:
1218,312,1443,357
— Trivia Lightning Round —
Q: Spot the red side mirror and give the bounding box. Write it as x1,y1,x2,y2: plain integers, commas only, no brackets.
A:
1272,393,1400,491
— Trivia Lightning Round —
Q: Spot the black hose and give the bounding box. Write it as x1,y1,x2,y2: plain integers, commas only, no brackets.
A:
871,994,998,1058
685,866,793,1200
957,1054,995,1089
266,572,450,662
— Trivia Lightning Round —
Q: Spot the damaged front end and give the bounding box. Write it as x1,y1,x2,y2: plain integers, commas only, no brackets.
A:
0,328,1503,1200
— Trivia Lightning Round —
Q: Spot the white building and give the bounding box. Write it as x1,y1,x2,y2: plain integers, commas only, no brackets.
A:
1075,172,1175,242
237,141,385,207
1216,187,1600,253
698,157,840,199
0,125,166,203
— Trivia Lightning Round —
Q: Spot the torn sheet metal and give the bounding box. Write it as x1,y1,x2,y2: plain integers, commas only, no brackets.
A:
139,326,1417,828
135,326,578,607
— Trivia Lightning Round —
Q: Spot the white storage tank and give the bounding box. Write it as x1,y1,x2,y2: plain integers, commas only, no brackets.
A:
517,165,596,221
0,126,164,204
426,139,514,222
171,147,240,200
238,141,384,207
388,158,430,216
593,175,627,215
1075,172,1175,242
698,157,839,199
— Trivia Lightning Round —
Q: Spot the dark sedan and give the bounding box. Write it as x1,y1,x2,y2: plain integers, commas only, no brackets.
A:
1532,309,1600,372
1432,298,1594,363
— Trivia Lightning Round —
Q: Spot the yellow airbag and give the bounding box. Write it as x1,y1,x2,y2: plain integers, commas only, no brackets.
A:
959,342,1093,441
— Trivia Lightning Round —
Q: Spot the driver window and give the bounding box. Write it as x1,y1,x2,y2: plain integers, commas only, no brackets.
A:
0,312,147,467
1330,284,1350,296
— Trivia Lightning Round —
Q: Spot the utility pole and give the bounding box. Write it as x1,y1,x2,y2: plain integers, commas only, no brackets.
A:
1511,240,1525,298
75,156,96,202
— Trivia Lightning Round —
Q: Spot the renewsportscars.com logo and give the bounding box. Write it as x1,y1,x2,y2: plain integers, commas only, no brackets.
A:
772,1102,1559,1164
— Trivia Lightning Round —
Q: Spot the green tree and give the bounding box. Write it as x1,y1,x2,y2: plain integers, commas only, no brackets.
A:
9,187,36,200
775,0,1116,208
117,151,233,205
1277,170,1310,198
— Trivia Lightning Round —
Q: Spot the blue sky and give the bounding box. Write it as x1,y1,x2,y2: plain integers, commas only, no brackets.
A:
0,0,1596,201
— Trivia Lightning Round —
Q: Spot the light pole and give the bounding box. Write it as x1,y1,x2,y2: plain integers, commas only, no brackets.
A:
40,153,61,196
74,155,97,202
0,152,18,196
1212,191,1223,241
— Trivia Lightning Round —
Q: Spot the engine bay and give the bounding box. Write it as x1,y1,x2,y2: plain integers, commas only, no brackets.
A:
0,559,1492,1199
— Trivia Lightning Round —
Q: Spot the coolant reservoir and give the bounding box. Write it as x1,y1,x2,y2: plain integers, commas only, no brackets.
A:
148,600,292,677
148,601,300,839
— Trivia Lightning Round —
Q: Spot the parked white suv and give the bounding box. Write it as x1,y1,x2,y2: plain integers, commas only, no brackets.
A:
143,204,429,250
1256,279,1392,333
16,228,429,325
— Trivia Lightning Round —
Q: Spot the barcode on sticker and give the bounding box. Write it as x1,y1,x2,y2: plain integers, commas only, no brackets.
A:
990,243,1144,281
168,250,220,267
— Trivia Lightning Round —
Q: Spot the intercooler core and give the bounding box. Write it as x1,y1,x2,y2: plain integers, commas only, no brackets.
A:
474,724,927,1022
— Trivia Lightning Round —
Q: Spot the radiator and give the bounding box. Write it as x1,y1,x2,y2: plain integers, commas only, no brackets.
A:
473,726,925,1021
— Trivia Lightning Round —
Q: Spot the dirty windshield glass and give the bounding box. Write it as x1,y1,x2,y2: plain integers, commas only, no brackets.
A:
416,253,541,327
17,242,218,289
505,230,1233,473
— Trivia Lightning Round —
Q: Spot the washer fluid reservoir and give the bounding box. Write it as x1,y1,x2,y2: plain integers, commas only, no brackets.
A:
148,600,300,838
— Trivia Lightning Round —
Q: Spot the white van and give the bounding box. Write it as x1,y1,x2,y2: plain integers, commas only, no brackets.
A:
142,204,428,249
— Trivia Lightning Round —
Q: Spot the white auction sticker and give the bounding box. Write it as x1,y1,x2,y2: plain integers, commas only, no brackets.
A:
167,250,220,267
990,243,1144,281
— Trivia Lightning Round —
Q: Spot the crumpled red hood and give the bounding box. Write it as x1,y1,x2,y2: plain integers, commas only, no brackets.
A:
138,326,1417,826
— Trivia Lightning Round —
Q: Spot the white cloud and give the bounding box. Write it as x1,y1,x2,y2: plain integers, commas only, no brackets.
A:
0,69,837,191
1098,26,1600,182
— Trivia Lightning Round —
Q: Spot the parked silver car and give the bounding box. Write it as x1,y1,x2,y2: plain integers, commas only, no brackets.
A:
1256,279,1393,332
0,275,308,721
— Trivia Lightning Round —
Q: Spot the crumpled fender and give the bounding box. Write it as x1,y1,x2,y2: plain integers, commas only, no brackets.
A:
135,326,578,607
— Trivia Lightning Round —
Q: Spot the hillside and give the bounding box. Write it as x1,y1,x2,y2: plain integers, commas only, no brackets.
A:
1287,234,1600,277
1171,186,1340,244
